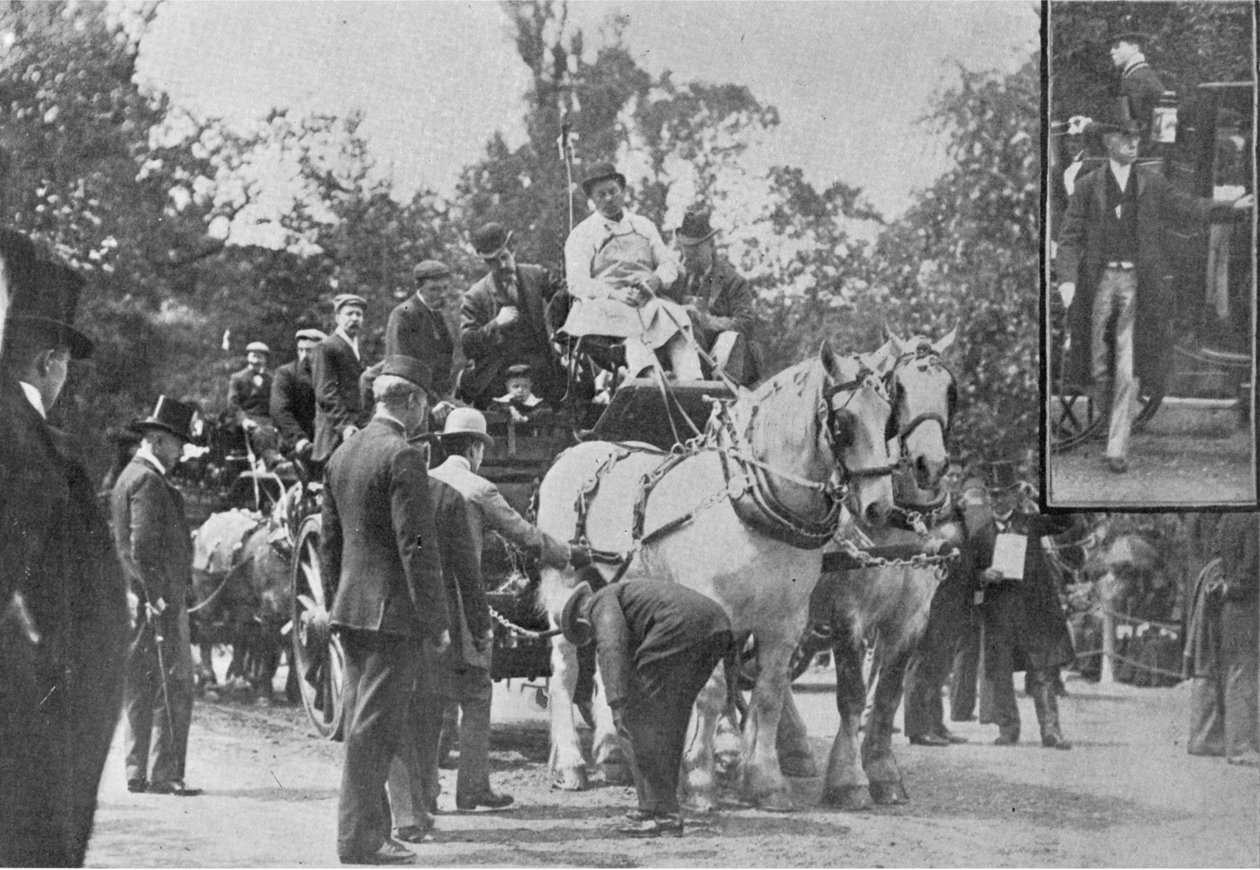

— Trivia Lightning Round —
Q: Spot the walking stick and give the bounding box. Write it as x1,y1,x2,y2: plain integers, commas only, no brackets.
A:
145,601,179,745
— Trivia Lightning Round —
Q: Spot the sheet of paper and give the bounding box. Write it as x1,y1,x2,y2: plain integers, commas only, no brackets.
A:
991,532,1028,581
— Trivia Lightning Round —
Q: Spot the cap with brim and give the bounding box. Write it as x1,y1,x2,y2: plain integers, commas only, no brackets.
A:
440,406,494,447
471,223,514,259
674,211,718,246
133,395,197,442
5,259,94,359
560,581,595,647
333,293,367,312
505,363,533,379
580,161,627,197
413,260,452,283
295,328,327,343
1106,30,1148,45
245,341,271,355
378,354,434,393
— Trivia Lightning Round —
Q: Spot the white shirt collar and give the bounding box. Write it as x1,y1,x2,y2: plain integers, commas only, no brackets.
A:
335,327,359,355
1121,52,1147,76
18,381,46,419
440,454,472,473
1109,159,1132,188
135,442,168,476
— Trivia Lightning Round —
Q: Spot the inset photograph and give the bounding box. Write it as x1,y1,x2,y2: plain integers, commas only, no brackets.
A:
1045,1,1256,507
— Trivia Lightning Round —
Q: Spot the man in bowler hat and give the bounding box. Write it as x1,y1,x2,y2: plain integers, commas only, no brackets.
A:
111,395,201,795
561,572,732,837
1,237,128,865
321,355,450,864
312,294,370,464
458,222,565,408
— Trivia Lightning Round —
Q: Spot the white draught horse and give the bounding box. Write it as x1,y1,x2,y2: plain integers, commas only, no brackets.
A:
537,341,896,811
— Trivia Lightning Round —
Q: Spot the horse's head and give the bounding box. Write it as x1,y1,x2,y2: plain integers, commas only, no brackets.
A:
880,327,957,492
819,340,895,526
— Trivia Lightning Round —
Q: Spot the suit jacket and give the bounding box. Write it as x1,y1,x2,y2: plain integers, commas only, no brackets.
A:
429,477,491,669
458,265,564,405
1215,513,1259,601
386,295,454,398
320,418,447,640
311,332,367,462
228,365,272,421
1056,164,1244,388
0,378,128,866
110,455,194,612
1117,62,1165,130
270,358,316,448
668,257,763,379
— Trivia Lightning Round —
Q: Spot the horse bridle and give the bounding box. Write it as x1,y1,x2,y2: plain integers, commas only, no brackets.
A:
883,345,958,455
821,362,896,489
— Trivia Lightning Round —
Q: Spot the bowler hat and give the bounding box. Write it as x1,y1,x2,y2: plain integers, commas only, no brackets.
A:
379,354,434,392
5,258,94,359
413,260,452,283
560,580,596,647
471,223,514,259
333,293,367,313
133,395,197,442
294,328,327,343
440,406,494,447
580,161,627,197
245,341,271,355
674,210,718,246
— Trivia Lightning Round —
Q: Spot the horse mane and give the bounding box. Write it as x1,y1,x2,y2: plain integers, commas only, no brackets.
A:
730,355,829,459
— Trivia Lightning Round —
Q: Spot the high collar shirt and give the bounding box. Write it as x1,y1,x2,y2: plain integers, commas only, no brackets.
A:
134,442,169,476
1108,159,1133,193
334,327,360,361
1121,52,1148,78
563,209,679,300
19,381,45,419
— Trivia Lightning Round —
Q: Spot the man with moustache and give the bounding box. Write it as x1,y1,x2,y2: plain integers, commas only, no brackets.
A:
270,327,326,459
1,240,128,865
458,222,564,408
387,260,458,418
312,294,370,465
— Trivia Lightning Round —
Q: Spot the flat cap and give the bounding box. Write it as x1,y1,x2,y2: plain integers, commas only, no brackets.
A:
295,328,327,343
333,293,368,312
245,341,271,355
413,260,452,282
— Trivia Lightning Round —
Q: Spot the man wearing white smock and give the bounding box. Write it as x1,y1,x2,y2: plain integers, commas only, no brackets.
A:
562,162,702,380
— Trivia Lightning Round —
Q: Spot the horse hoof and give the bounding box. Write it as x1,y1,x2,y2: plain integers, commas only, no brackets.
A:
869,781,909,805
550,767,588,791
598,761,633,786
821,785,873,811
779,753,819,779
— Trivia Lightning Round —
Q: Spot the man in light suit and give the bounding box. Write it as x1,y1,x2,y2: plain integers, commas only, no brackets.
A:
321,355,450,865
1,241,128,866
111,396,200,795
458,223,564,408
312,294,369,464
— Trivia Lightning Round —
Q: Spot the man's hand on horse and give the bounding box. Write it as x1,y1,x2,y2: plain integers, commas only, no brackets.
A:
493,305,520,329
1058,282,1076,309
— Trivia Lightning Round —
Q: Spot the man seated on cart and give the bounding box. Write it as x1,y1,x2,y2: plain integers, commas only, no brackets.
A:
560,161,702,382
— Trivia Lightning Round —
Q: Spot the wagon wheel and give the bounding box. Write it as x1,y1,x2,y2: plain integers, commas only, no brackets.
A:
291,514,345,740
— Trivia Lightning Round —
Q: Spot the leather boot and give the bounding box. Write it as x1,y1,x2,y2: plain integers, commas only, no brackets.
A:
1032,678,1071,750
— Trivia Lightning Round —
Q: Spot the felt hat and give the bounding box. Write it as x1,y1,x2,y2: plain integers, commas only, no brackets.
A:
580,161,626,197
378,354,434,393
5,257,95,359
412,260,452,283
440,406,494,447
245,341,271,355
133,395,198,442
333,293,367,313
674,210,718,246
294,328,327,343
471,223,514,259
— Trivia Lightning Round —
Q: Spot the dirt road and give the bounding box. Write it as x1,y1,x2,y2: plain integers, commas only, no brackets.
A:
86,667,1258,867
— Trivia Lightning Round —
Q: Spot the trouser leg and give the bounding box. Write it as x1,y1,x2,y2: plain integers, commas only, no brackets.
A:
904,578,969,738
150,609,195,785
337,631,421,858
455,662,494,798
414,646,449,810
949,617,980,720
1221,598,1260,760
1101,270,1137,460
980,618,1019,738
388,678,436,831
123,631,157,783
1028,667,1066,745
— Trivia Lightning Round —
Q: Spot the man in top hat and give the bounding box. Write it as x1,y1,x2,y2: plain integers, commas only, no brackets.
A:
561,572,732,837
669,209,762,386
110,395,202,796
320,355,450,865
561,161,702,380
458,222,564,408
1055,115,1254,473
1,241,129,866
1106,28,1164,134
418,408,591,813
312,294,370,465
973,463,1080,750
387,261,458,415
228,340,280,466
270,327,326,458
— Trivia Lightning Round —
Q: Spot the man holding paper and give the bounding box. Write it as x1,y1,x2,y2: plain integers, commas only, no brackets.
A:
975,463,1078,750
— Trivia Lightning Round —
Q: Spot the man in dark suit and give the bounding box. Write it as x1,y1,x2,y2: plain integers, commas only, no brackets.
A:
458,222,564,407
312,294,369,464
111,395,201,795
561,573,732,838
270,327,325,458
321,355,450,865
387,261,456,407
1107,29,1165,134
1055,117,1253,473
228,340,279,465
1,240,128,867
669,210,761,386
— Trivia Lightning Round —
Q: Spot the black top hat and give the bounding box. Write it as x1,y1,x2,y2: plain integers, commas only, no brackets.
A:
580,161,627,197
379,354,434,393
987,460,1022,492
134,395,197,442
0,228,39,290
674,210,718,246
5,257,94,359
471,223,514,259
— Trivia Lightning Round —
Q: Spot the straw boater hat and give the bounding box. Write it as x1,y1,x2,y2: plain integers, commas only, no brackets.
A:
471,223,514,260
580,161,627,197
133,396,198,442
